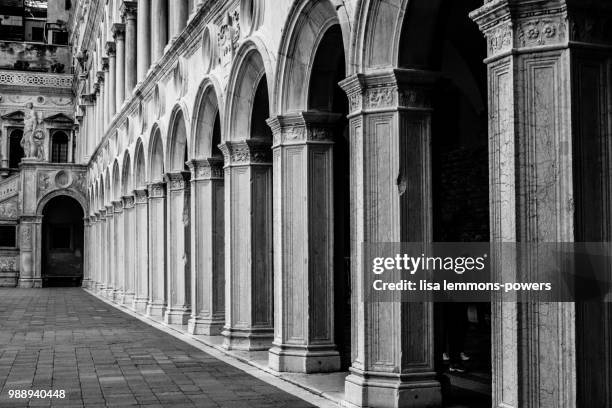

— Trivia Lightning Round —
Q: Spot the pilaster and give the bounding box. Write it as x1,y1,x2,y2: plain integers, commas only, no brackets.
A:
112,23,126,108
106,42,117,119
122,195,136,306
146,182,166,319
18,216,42,288
104,205,115,299
133,189,149,313
112,200,124,302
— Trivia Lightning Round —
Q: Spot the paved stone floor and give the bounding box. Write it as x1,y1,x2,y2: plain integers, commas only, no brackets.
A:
0,288,316,408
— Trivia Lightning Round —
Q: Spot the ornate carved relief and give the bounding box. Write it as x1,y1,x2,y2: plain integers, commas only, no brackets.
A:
148,182,166,198
219,140,272,165
165,172,191,191
188,159,224,180
133,189,148,204
0,71,73,89
122,195,135,209
21,224,31,248
366,87,395,109
517,17,566,47
0,176,19,201
0,257,17,272
218,11,240,67
0,197,19,219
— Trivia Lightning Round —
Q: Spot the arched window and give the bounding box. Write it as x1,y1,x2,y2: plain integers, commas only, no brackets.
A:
51,131,69,163
8,129,24,169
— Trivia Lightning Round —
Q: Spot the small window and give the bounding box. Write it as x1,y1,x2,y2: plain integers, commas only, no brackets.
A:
52,31,68,45
50,226,71,249
51,131,69,163
0,225,16,247
31,26,44,42
65,0,71,10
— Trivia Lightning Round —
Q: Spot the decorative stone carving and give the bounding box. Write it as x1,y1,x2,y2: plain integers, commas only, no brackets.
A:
0,257,17,272
122,195,135,209
148,182,166,198
0,71,73,88
21,103,46,160
517,17,566,47
0,176,19,201
105,41,116,57
37,172,52,196
21,224,31,248
133,189,148,204
187,158,224,180
0,197,19,218
219,140,272,165
218,11,240,66
54,170,72,188
165,172,191,191
365,86,395,109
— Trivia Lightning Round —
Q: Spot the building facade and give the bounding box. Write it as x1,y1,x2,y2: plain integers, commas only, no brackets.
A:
0,0,611,407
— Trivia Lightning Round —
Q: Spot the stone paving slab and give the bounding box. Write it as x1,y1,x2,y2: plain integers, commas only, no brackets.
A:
0,289,317,408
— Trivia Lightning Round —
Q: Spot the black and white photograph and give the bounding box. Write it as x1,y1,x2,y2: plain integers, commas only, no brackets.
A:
0,0,611,407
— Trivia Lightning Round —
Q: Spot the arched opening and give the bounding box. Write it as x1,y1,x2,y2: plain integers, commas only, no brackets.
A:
307,23,351,370
8,129,24,169
399,0,491,405
51,131,70,163
41,195,84,287
149,129,165,181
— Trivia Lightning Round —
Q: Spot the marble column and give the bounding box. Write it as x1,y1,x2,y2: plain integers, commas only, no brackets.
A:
266,112,341,373
106,42,116,119
471,2,612,407
133,189,149,313
95,74,104,141
150,0,167,62
82,217,91,288
112,23,126,108
113,201,125,302
104,206,114,298
102,58,109,130
97,210,107,293
168,0,187,41
122,195,136,305
17,216,41,288
187,159,225,335
220,140,274,350
163,171,191,325
122,2,138,98
339,70,440,407
146,182,167,318
136,0,150,82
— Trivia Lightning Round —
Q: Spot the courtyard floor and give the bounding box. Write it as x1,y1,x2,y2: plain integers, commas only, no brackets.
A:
0,288,320,408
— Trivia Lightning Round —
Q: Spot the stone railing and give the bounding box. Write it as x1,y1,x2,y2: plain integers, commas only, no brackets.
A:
0,70,73,89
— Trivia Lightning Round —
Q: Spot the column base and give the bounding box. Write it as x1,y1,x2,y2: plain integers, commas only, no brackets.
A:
341,370,441,408
268,345,341,373
104,287,114,299
113,290,124,303
122,292,135,306
164,307,190,325
146,302,165,319
187,316,225,335
222,327,274,351
132,297,149,314
17,278,40,288
81,279,91,289
95,283,105,293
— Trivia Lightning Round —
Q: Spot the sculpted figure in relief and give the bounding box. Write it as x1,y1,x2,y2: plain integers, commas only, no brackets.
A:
21,103,46,160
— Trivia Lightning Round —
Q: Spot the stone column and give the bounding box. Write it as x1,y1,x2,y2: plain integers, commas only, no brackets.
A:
137,0,150,82
105,205,115,298
95,73,104,141
338,70,440,407
187,159,225,335
150,0,167,62
163,171,191,325
266,112,341,373
113,201,125,302
470,2,612,407
122,195,136,305
168,0,187,41
112,23,126,108
122,2,138,98
102,58,109,130
18,216,41,288
106,42,117,119
82,217,91,288
220,140,274,350
133,189,149,313
97,209,107,293
146,182,167,318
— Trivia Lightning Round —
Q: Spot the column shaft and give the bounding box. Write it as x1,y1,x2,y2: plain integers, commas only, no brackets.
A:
106,43,117,119
220,140,274,350
168,0,187,40
133,189,149,312
164,172,191,325
146,182,167,318
113,24,126,109
123,4,137,98
137,0,150,81
122,196,136,305
150,0,167,62
187,159,225,335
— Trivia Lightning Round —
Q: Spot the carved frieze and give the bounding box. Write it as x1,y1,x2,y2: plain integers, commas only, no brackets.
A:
218,11,241,67
165,172,191,191
21,224,31,249
0,257,17,272
121,195,135,209
187,159,224,181
0,197,19,219
148,182,166,198
517,17,566,47
134,189,148,204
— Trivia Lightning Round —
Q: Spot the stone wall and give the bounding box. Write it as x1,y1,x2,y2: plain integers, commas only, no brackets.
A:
0,41,70,73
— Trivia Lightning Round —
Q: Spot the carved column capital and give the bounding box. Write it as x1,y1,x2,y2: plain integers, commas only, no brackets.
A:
121,1,138,20
147,182,166,198
99,208,107,218
164,171,191,191
106,41,116,57
133,188,148,204
101,57,109,72
219,140,272,166
96,71,105,83
187,158,224,181
105,205,114,218
112,200,123,213
112,23,126,39
122,195,135,209
267,111,341,147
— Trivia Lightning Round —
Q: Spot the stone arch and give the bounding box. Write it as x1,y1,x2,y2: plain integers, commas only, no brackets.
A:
36,189,88,217
148,126,165,182
133,138,147,189
103,167,111,206
98,177,105,210
111,160,121,202
191,76,225,159
274,0,346,113
224,36,275,142
121,151,132,196
166,104,190,171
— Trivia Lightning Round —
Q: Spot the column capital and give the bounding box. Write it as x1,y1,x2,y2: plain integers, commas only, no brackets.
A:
121,1,138,20
105,205,114,217
147,182,166,198
186,158,224,181
133,188,148,203
105,41,116,57
98,208,106,217
112,23,126,39
339,69,437,116
81,93,96,104
101,57,109,72
267,111,341,147
20,215,42,224
121,195,135,209
164,171,191,191
96,71,105,83
112,200,123,213
219,140,272,166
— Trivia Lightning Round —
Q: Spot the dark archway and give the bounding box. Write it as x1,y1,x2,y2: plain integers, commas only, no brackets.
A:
41,195,84,287
307,23,351,370
8,129,24,169
399,0,491,406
